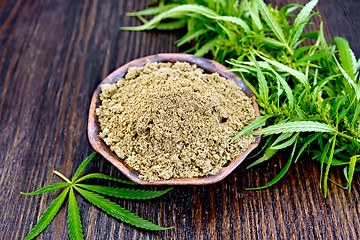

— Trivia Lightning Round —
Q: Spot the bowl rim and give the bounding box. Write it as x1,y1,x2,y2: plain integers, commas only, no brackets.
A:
88,53,261,185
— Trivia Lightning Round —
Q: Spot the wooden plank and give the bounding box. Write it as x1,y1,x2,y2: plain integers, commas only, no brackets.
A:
0,0,359,239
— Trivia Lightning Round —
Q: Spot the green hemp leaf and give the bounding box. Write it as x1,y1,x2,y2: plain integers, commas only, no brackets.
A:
21,152,172,240
122,0,360,197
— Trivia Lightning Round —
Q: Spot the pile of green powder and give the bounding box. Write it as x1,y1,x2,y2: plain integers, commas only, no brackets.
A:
96,61,256,181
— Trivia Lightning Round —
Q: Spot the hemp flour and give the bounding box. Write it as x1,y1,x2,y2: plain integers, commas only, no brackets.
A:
96,61,256,181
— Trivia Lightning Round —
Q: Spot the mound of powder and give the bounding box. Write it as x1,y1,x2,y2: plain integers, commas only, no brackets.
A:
96,61,256,181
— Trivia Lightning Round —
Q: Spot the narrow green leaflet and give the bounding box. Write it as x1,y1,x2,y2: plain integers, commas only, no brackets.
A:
21,182,70,195
245,0,262,30
269,67,294,106
333,37,355,79
319,138,334,186
333,55,360,100
195,36,219,57
121,4,250,32
76,184,172,200
255,53,308,87
155,19,187,30
24,187,70,240
126,4,179,17
270,133,299,150
75,187,172,230
290,0,318,48
175,28,208,47
247,135,299,190
256,0,293,54
251,121,336,136
72,152,97,182
75,173,136,185
246,148,278,169
297,51,332,63
323,135,337,197
295,133,322,163
292,45,313,59
348,155,359,191
68,187,84,240
210,16,250,32
250,51,268,104
271,133,293,147
231,115,271,142
257,36,285,48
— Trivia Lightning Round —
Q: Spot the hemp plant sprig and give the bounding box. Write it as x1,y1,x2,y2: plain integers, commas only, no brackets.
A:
21,152,172,240
122,0,360,196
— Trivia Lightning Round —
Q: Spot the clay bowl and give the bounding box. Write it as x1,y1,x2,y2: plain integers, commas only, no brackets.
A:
88,53,261,185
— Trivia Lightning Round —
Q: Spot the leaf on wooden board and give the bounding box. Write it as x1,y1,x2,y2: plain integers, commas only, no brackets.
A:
68,187,84,240
348,155,360,191
295,133,322,163
72,152,97,182
246,147,278,169
75,187,172,231
24,188,70,240
75,173,136,185
323,135,337,197
76,184,172,200
247,134,299,190
21,182,70,195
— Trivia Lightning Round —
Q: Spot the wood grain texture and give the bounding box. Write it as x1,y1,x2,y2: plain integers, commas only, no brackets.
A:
0,0,359,239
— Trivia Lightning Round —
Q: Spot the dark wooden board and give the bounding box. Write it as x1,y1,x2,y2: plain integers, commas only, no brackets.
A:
1,0,360,239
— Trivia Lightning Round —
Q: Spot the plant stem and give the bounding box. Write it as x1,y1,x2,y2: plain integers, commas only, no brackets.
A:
54,170,72,183
337,132,360,143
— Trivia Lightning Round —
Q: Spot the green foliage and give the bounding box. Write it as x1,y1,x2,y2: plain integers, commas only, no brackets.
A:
24,188,69,240
124,0,360,196
250,121,336,135
21,152,172,239
76,184,172,200
255,0,293,54
75,173,136,185
71,152,97,182
21,182,70,195
333,37,356,80
75,187,171,230
68,187,84,240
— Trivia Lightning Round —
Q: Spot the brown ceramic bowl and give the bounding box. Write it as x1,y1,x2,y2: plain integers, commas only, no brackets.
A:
88,53,261,185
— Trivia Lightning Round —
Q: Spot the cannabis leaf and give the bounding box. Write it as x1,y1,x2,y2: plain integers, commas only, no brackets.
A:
21,152,172,240
256,0,293,54
289,0,318,48
250,121,336,136
123,0,360,196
